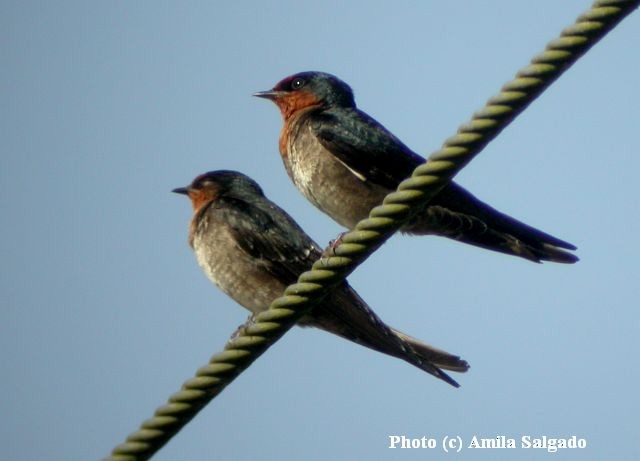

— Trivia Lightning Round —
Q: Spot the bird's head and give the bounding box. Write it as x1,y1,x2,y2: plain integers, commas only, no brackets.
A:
172,170,263,213
253,71,355,119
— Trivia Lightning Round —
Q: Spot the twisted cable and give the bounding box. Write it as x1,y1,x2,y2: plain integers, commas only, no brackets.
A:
105,1,638,459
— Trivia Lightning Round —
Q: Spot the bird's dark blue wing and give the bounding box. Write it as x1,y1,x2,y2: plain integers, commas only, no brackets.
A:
216,197,322,284
310,108,424,190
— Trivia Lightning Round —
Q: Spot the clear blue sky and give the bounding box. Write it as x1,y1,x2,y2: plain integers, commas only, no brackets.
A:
2,1,639,460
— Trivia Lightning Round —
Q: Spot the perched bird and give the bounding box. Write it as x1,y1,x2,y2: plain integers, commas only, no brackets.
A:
173,170,468,387
254,71,578,264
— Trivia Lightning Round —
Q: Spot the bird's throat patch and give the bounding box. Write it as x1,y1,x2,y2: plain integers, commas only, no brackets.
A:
276,90,322,120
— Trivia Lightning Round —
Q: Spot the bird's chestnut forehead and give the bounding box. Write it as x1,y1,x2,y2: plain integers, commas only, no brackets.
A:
273,74,299,91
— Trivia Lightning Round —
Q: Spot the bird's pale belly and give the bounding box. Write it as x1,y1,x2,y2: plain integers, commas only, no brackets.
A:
193,224,286,314
286,130,390,229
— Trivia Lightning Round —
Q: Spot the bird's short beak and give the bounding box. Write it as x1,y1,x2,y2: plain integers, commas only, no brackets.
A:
172,186,190,195
252,90,282,100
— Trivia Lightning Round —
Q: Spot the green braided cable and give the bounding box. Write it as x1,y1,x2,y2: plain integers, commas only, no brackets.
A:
104,1,638,459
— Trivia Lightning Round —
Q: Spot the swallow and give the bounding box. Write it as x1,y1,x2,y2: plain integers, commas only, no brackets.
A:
254,71,578,264
173,170,469,387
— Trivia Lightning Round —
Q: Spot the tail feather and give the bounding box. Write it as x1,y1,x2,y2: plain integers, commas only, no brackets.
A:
390,328,470,372
405,183,579,264
306,285,467,387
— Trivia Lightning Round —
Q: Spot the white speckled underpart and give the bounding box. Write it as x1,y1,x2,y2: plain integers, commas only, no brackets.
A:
192,212,286,314
285,118,389,230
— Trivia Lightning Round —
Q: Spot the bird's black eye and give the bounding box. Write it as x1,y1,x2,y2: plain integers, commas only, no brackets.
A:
290,77,305,90
192,177,211,189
